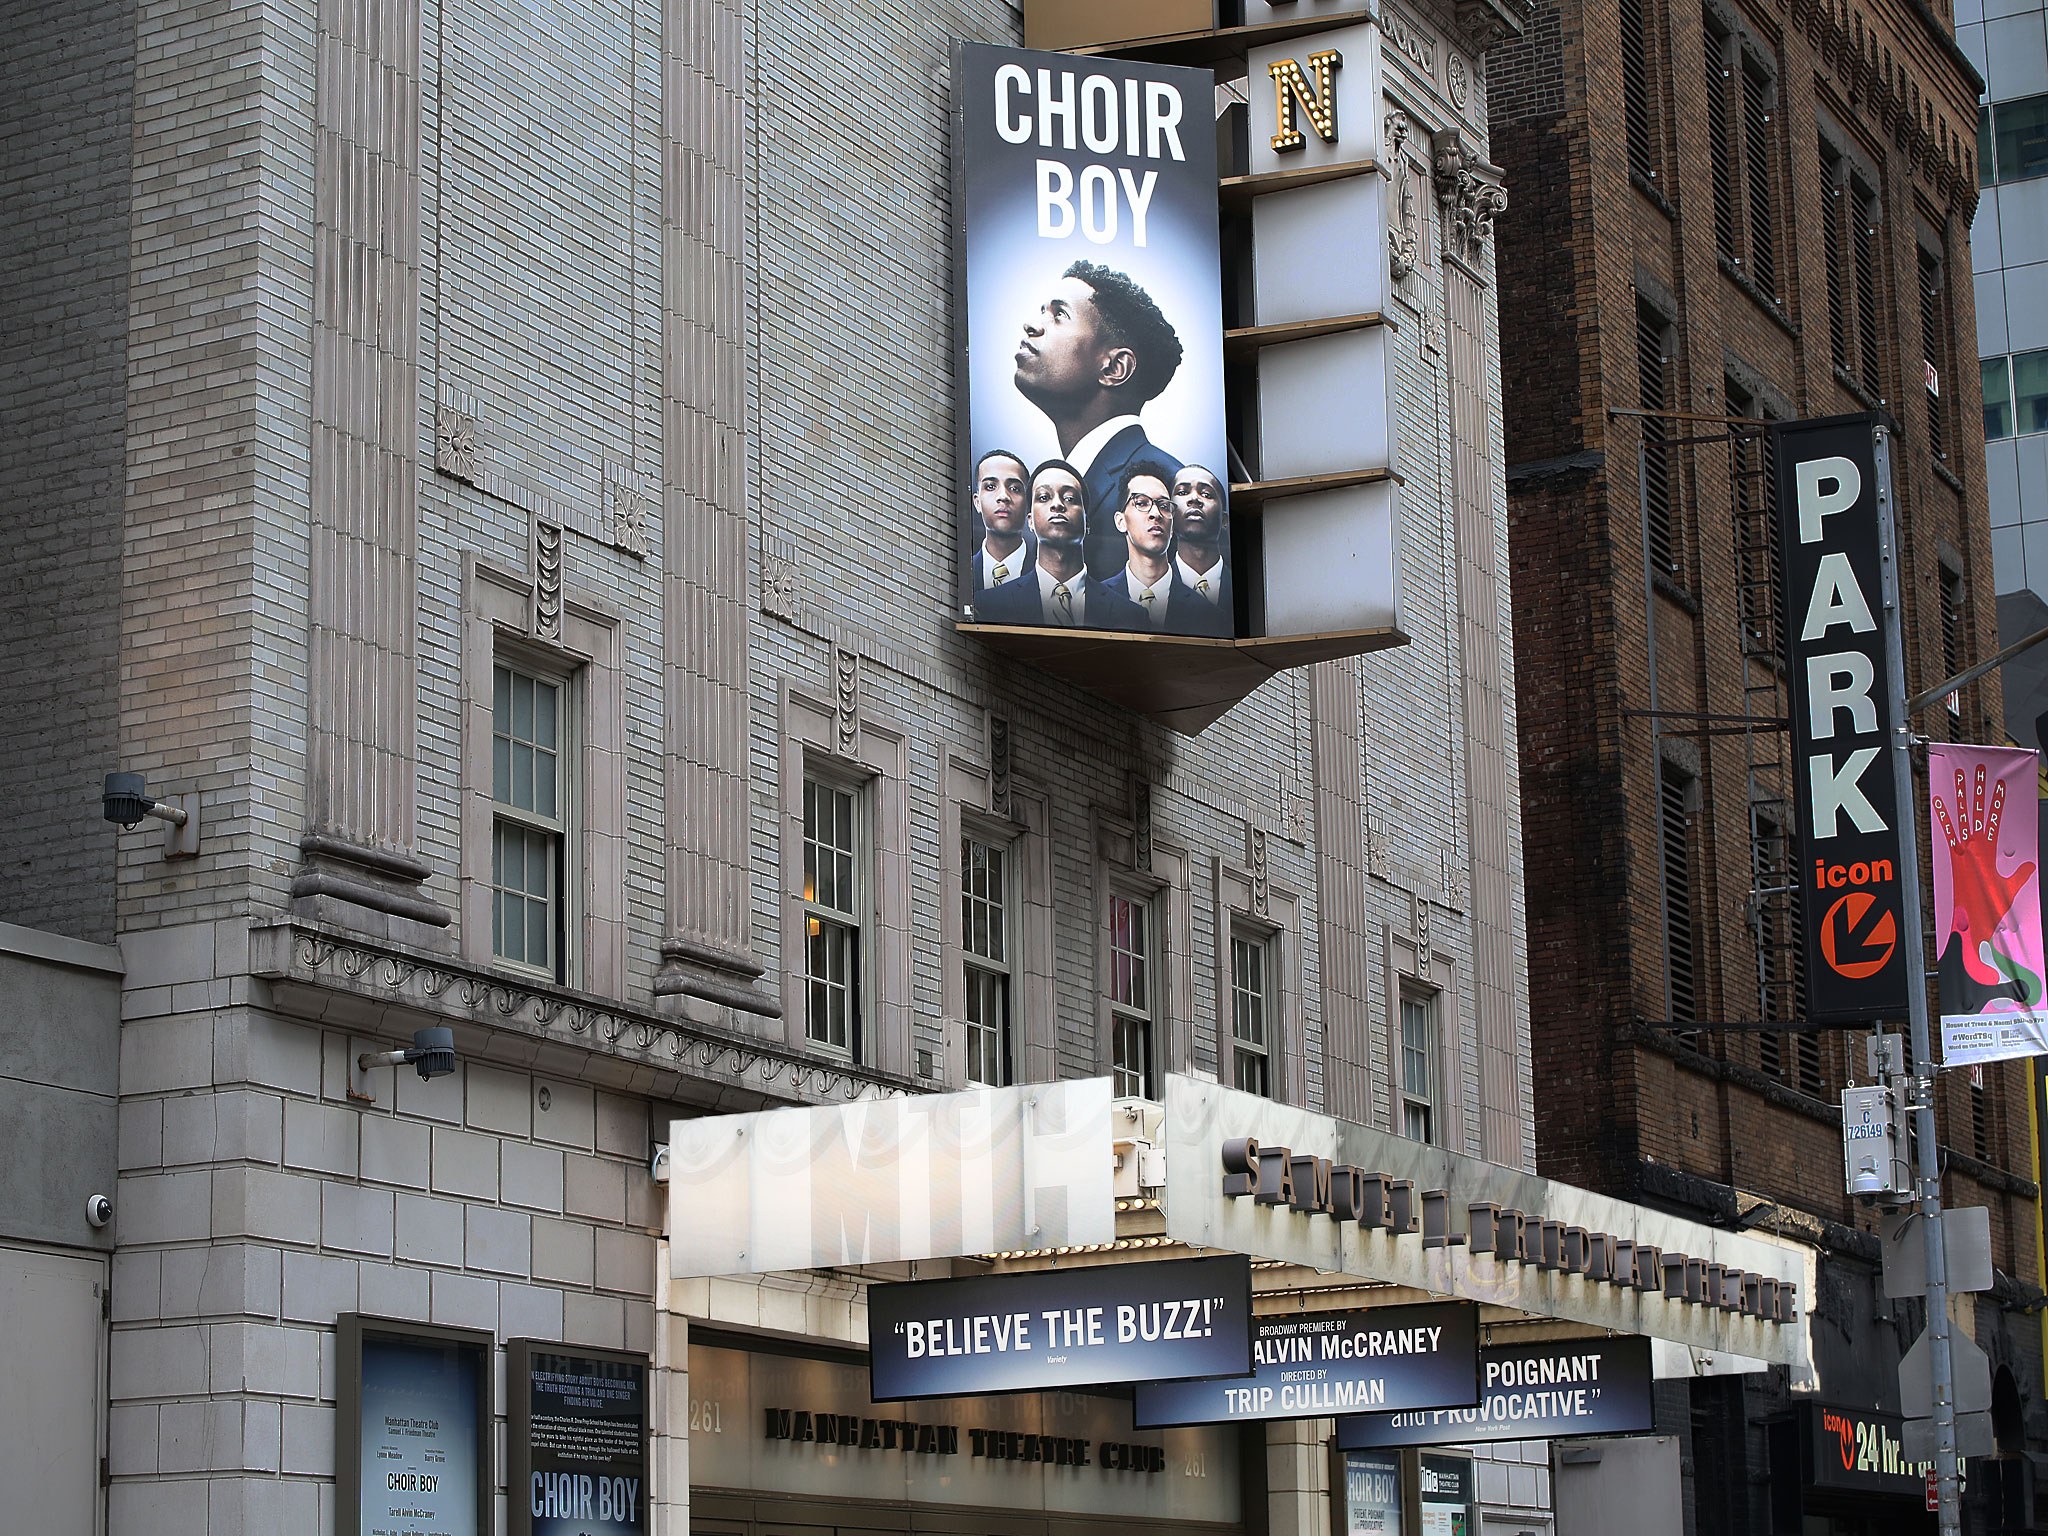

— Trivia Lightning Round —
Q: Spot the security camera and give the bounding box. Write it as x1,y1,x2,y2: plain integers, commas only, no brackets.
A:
85,1194,113,1229
358,1026,457,1082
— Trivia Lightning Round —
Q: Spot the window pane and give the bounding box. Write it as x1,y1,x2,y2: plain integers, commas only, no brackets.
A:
2016,350,2048,435
494,664,512,734
534,682,558,750
1113,1014,1150,1098
1404,1100,1435,1144
513,671,533,742
965,964,1009,1087
1985,357,2014,441
1109,894,1152,1013
1980,104,1997,187
1996,95,2048,183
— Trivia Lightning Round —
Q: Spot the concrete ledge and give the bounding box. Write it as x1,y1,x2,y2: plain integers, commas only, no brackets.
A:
0,919,124,974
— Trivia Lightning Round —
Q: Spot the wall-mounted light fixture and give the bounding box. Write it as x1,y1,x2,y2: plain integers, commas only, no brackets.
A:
102,772,199,857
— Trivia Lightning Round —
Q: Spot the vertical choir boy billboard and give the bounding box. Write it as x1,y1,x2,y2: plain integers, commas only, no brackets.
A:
953,42,1234,639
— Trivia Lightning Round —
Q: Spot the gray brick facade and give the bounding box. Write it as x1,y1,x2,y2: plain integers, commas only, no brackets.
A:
0,0,1539,1526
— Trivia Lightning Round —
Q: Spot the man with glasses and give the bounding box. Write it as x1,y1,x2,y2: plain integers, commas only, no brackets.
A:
1097,463,1195,633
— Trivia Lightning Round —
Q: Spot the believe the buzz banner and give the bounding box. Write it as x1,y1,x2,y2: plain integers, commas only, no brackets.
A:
1932,743,2048,1067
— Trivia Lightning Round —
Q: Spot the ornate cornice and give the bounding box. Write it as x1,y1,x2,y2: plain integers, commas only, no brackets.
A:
1431,129,1508,266
250,919,908,1107
1452,0,1534,54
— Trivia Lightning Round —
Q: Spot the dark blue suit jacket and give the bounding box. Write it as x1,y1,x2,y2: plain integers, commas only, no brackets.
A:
969,571,1145,632
1172,561,1233,637
959,543,1035,596
1097,567,1210,637
1081,424,1181,581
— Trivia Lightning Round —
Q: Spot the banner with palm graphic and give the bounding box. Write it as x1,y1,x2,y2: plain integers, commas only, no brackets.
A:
1931,743,2048,1066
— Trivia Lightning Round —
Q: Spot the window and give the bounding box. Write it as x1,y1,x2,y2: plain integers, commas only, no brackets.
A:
1727,378,1780,657
1940,565,1966,724
1919,246,1951,462
492,662,566,981
1985,357,2014,441
802,774,864,1057
461,557,625,996
1820,138,1883,396
961,834,1013,1087
1638,303,1678,573
2017,351,2048,436
1750,804,1797,1048
1661,762,1700,1025
1706,20,1781,300
1982,95,2048,185
1229,930,1273,1096
1400,991,1442,1144
1795,1031,1824,1096
1622,0,1659,186
1108,891,1156,1097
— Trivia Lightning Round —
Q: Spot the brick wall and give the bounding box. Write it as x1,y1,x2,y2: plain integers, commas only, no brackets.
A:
1497,0,2034,1267
0,0,134,941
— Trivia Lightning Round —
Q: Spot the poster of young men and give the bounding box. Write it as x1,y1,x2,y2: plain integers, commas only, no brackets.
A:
953,42,1234,639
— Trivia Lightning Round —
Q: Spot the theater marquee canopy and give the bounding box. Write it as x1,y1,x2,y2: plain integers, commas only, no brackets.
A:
666,1075,1816,1389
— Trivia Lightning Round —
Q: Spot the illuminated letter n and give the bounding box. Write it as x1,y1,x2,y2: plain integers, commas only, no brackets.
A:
1268,49,1343,152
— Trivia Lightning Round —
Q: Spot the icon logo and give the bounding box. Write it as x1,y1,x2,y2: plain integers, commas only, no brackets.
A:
1820,891,1897,979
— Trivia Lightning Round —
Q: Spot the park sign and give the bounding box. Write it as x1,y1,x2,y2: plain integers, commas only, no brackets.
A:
1773,414,1910,1022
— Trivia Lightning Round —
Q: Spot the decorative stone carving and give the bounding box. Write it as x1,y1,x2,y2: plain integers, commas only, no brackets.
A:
1447,52,1471,111
1132,778,1153,875
988,713,1012,821
605,472,649,558
833,646,860,757
1441,846,1472,905
1365,807,1391,880
1432,128,1508,266
1385,111,1421,282
1382,7,1438,77
1249,825,1270,919
533,517,563,643
1412,889,1435,969
1453,0,1534,55
436,402,477,481
1280,768,1310,845
761,535,802,621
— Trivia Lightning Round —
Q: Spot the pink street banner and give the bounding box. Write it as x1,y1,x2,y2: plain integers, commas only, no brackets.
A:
1931,743,2048,1066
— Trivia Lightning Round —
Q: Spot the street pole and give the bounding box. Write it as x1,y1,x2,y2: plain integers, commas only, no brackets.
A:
1874,421,1962,1536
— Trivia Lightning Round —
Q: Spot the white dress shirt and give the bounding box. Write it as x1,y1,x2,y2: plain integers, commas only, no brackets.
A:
1175,552,1224,605
1126,565,1174,628
978,541,1027,588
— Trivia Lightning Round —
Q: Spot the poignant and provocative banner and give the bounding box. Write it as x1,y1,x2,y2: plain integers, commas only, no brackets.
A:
1931,743,2048,1066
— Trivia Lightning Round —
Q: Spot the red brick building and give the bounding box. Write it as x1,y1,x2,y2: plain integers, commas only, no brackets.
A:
1491,0,2048,1523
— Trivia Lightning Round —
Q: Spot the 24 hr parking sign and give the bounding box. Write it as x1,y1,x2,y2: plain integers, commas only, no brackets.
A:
1772,414,1910,1021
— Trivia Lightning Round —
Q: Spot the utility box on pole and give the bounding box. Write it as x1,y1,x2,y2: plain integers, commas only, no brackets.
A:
1842,1082,1911,1200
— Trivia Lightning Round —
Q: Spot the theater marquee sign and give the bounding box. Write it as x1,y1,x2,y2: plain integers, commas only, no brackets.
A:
666,1076,1814,1384
1160,1078,1815,1383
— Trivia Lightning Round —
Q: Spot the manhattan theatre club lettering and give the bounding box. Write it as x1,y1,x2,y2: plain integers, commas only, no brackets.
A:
763,1407,1166,1474
1220,1137,1798,1325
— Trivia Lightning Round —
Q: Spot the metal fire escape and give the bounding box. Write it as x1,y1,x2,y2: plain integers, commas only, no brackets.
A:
1728,421,1813,1087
